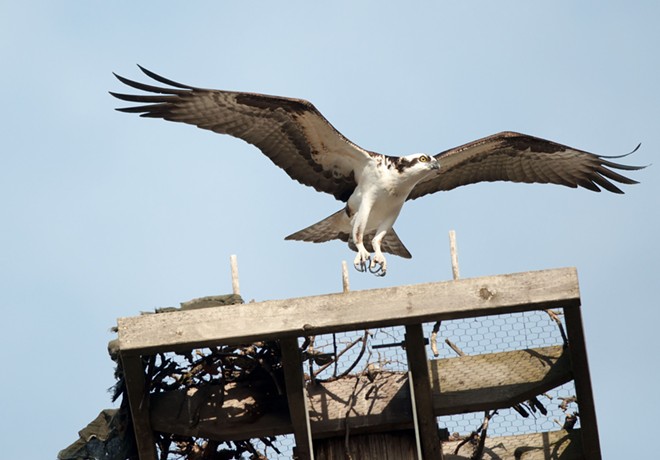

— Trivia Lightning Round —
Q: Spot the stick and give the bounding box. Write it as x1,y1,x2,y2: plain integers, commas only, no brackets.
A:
230,254,240,296
545,309,568,345
341,260,350,293
430,321,441,357
449,230,460,280
431,230,460,356
445,338,466,357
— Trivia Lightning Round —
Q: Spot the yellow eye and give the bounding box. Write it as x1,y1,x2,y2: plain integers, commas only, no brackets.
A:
419,155,429,162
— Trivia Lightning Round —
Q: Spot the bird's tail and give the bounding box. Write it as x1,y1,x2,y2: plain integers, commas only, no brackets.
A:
285,209,350,243
361,228,412,259
285,209,412,259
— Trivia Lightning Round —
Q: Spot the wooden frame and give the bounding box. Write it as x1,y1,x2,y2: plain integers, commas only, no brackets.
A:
116,267,601,460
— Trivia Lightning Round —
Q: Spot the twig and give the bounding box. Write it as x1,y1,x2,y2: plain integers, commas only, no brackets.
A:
333,333,339,378
563,412,579,430
471,410,496,460
545,309,568,346
453,410,497,459
434,231,460,358
559,395,578,412
445,338,466,356
430,321,441,357
313,330,370,381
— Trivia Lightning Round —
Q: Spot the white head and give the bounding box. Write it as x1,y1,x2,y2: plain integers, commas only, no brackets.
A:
395,153,440,176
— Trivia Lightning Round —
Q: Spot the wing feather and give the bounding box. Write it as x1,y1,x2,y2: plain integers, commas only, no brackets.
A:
408,131,644,200
111,66,374,202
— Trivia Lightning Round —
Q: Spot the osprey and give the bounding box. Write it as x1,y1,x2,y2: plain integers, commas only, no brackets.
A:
111,66,644,276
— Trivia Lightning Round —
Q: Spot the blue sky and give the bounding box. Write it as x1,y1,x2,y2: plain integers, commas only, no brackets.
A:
1,2,658,458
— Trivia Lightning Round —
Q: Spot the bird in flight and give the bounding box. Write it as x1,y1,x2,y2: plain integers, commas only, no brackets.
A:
111,66,644,276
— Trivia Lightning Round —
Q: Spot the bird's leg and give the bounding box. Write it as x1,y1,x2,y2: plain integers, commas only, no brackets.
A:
351,207,372,273
352,230,371,273
369,229,388,277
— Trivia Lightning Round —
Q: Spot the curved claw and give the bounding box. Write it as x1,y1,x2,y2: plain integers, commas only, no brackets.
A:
353,256,370,273
369,262,387,277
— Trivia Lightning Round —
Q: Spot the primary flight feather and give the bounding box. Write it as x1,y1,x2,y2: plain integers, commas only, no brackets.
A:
111,66,644,276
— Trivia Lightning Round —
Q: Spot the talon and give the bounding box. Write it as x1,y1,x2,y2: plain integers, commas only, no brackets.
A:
353,253,370,272
368,262,386,276
369,253,387,277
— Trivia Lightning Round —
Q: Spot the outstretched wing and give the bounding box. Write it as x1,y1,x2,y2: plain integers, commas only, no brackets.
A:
408,131,644,200
111,66,374,202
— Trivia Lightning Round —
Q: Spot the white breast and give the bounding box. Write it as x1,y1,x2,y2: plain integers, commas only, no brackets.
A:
349,159,418,233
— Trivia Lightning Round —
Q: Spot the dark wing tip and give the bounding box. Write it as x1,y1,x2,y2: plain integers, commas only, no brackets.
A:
111,66,195,95
136,64,195,89
599,142,642,160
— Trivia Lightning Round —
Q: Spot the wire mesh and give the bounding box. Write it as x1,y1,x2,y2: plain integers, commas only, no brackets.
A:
150,307,577,459
298,308,577,451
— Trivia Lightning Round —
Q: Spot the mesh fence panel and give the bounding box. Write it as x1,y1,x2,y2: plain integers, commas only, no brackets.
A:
251,308,576,459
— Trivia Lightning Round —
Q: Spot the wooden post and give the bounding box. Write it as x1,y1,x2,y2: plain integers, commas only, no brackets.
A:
280,337,315,460
121,354,157,460
449,230,460,280
405,324,443,459
564,303,602,459
341,261,350,293
230,254,240,296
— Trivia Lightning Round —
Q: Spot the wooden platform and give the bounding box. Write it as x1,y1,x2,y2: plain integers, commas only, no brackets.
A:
442,430,583,459
116,267,601,460
117,268,580,354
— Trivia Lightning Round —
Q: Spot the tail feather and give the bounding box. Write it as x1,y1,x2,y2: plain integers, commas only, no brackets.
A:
348,228,412,259
285,209,350,243
286,209,412,259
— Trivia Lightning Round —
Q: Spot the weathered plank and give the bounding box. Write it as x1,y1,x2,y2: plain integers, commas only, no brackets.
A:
148,346,571,441
431,345,572,415
564,306,601,460
315,432,417,460
121,354,157,460
442,429,583,459
150,382,291,440
281,337,315,460
405,324,443,459
117,268,579,355
307,371,412,437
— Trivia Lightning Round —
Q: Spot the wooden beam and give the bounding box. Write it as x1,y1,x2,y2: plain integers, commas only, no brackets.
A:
405,324,443,459
120,354,157,460
307,371,413,438
117,268,580,355
315,432,417,460
280,337,315,460
430,345,572,415
564,305,602,460
150,382,291,440
442,429,583,459
147,345,571,441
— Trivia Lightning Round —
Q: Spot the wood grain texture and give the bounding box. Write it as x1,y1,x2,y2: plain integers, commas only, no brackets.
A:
281,337,315,460
148,345,570,441
406,324,443,459
431,345,572,415
442,429,583,459
564,307,601,460
120,354,158,460
315,432,417,460
117,268,579,355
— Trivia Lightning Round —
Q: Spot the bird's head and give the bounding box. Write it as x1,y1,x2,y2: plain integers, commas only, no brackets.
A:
397,153,440,176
